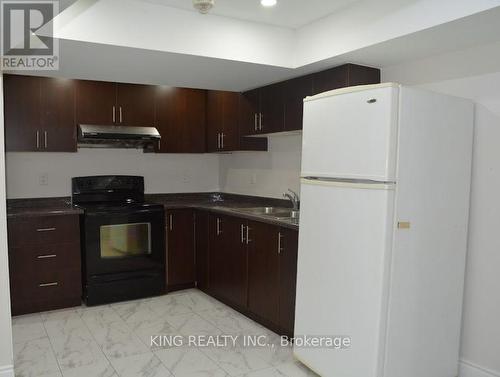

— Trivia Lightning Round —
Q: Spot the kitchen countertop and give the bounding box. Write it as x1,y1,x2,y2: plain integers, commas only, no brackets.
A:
7,197,83,218
6,193,299,230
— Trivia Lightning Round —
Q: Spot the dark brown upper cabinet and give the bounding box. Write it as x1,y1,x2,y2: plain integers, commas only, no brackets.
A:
312,63,380,95
155,87,206,153
76,80,155,127
76,80,116,126
207,90,267,153
241,63,380,136
4,74,77,152
116,83,155,127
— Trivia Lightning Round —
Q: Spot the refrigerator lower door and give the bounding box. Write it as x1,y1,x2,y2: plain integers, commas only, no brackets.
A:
294,179,395,377
301,84,399,182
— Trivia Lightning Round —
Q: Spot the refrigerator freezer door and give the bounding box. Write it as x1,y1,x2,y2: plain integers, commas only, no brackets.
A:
294,179,395,377
301,85,399,181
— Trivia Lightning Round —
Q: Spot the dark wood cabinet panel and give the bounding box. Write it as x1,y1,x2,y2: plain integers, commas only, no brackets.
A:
156,87,206,153
259,83,285,134
116,83,155,127
283,75,313,131
4,75,41,151
312,63,381,95
76,80,116,125
206,90,224,152
239,88,260,136
247,221,280,325
208,214,247,308
278,228,299,336
207,90,267,152
166,209,196,290
195,210,210,292
40,77,77,152
7,215,81,315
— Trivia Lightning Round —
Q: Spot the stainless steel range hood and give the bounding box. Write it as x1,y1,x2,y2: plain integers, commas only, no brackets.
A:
78,125,161,150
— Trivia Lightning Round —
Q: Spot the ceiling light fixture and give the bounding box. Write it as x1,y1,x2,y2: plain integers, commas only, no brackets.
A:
193,0,215,14
260,0,277,7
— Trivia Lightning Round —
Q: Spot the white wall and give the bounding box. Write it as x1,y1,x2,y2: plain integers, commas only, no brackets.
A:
6,149,220,198
219,134,302,199
383,51,500,377
0,75,15,376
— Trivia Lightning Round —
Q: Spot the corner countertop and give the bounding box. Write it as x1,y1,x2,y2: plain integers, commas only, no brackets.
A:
6,193,299,230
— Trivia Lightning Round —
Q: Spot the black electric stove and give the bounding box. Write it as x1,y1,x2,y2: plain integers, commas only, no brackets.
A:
73,175,165,306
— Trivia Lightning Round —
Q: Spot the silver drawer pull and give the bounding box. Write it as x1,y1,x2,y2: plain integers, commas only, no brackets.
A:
36,227,56,232
37,254,57,259
39,282,58,287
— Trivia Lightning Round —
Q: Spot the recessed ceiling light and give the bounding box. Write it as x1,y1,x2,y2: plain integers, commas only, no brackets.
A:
261,0,277,7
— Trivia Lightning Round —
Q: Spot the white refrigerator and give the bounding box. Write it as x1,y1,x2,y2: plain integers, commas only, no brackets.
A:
293,83,474,377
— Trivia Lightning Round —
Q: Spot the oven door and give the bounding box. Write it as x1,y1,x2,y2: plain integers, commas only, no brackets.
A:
83,206,165,276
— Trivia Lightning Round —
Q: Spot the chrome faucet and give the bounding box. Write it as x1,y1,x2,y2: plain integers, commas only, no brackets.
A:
283,189,300,211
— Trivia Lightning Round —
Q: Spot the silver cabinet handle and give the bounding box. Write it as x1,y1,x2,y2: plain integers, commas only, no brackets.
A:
112,106,116,123
216,218,221,235
217,133,221,149
259,113,263,130
36,227,56,232
254,113,258,131
169,214,173,231
246,226,251,244
37,254,57,259
278,232,284,255
44,131,48,149
119,106,123,123
221,133,225,149
36,131,40,149
39,282,58,287
240,224,246,244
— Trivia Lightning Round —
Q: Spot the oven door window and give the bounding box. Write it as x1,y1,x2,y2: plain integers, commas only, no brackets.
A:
100,222,151,258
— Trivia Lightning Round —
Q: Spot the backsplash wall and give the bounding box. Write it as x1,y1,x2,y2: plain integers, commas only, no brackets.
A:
219,134,302,199
6,148,220,198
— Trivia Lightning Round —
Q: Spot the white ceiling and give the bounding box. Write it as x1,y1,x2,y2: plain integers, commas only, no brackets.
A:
141,0,361,28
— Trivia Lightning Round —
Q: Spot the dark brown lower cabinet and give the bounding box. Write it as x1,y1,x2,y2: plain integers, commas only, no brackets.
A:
204,212,299,336
208,214,248,309
195,210,210,292
247,221,280,325
7,214,82,315
277,228,299,337
166,209,196,291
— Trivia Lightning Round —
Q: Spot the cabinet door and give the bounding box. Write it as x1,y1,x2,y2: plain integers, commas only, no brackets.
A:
166,209,195,290
116,83,155,127
40,77,77,152
76,80,116,125
259,82,284,134
312,65,349,95
4,75,40,151
195,210,210,292
283,75,313,131
206,90,224,152
247,221,280,325
278,228,299,336
208,214,247,308
156,87,206,153
239,88,260,136
220,91,240,151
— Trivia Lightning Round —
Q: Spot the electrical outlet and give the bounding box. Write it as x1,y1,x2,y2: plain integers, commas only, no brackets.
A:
39,173,49,186
182,173,190,184
250,173,257,185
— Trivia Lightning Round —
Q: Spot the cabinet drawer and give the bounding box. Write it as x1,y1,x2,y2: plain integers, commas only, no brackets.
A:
8,215,80,248
10,267,82,315
9,242,81,275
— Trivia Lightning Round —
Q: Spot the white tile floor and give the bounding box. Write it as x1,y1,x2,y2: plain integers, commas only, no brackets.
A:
12,289,317,377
